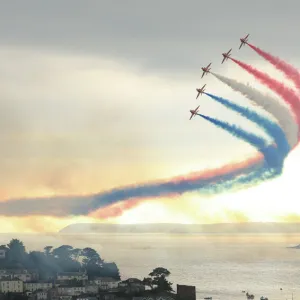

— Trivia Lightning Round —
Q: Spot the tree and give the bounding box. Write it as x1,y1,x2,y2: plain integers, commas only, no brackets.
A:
6,239,27,267
71,248,82,261
52,245,73,260
100,262,120,280
82,247,102,266
28,251,58,280
142,277,153,290
51,245,81,271
44,246,53,256
148,267,173,292
0,238,121,280
149,267,170,278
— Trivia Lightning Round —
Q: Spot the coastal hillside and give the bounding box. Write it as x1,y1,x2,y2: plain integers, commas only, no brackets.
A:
59,222,300,234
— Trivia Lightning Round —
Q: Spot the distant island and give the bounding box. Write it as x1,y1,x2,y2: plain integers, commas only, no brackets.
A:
59,222,300,234
287,244,300,249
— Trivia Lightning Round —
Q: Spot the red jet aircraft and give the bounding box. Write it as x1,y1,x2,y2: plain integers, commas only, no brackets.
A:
201,63,211,78
221,49,232,64
189,105,200,120
239,34,249,49
196,84,206,99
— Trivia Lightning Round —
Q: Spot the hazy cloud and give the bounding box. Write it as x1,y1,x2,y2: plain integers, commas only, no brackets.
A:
0,1,299,73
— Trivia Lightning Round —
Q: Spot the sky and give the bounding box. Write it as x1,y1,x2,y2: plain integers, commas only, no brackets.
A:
1,0,300,232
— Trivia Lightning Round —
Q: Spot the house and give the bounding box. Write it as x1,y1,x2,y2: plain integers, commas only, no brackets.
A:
0,279,24,293
59,296,72,300
24,281,53,292
99,294,117,300
177,284,196,300
132,291,176,300
57,272,88,282
92,277,119,290
77,297,98,300
119,278,145,294
85,285,99,294
1,269,38,282
36,291,48,300
57,285,86,296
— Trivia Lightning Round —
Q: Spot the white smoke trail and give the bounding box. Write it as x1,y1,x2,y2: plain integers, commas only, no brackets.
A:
211,72,298,149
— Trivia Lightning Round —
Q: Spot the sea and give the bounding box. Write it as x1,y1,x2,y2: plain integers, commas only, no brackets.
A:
0,232,299,300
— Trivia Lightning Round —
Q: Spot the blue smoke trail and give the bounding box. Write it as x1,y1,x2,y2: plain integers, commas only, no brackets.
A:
204,92,290,159
0,114,284,217
197,113,282,170
0,149,277,217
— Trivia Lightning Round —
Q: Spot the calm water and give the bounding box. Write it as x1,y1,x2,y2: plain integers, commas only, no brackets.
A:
1,233,299,300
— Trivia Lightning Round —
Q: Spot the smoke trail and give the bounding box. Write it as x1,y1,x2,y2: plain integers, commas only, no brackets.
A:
91,161,279,219
230,57,300,135
247,43,300,91
0,153,270,216
203,92,290,159
211,72,298,149
197,113,281,169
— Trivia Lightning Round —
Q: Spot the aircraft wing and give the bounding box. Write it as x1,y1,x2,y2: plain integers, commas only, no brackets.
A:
207,63,211,68
239,43,243,49
201,72,205,78
196,92,200,99
222,57,226,64
227,49,232,55
189,114,193,120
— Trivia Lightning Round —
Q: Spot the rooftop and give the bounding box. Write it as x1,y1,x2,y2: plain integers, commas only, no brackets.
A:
25,281,53,284
57,272,86,276
94,277,118,282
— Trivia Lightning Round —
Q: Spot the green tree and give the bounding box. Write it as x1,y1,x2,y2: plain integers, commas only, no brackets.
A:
82,247,102,266
52,245,80,272
148,267,173,292
28,251,58,280
52,245,73,259
142,277,153,289
1,238,121,280
100,262,120,280
71,248,82,261
44,246,53,256
6,239,27,267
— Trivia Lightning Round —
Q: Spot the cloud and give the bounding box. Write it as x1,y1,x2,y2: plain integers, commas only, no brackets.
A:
0,45,267,200
0,45,299,231
0,1,299,73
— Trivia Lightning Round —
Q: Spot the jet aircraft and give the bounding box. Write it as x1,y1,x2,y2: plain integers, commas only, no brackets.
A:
196,84,206,99
221,49,232,64
201,63,211,78
239,34,249,49
189,105,200,120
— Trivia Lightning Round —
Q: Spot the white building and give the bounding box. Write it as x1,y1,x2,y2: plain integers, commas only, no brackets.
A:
57,272,88,281
132,296,175,300
36,291,48,300
57,286,86,296
13,273,33,282
92,277,119,290
85,285,99,294
24,281,53,292
0,279,24,293
0,269,36,282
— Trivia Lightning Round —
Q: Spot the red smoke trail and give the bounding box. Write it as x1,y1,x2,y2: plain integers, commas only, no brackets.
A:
247,43,300,91
89,198,144,219
230,57,300,139
90,154,264,219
